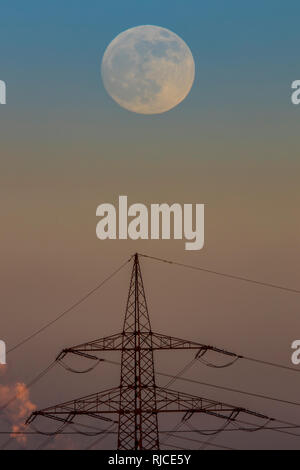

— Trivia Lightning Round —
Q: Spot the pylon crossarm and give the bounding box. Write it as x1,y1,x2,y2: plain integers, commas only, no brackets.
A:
151,332,241,358
56,332,125,361
26,387,121,426
56,331,240,361
26,412,75,426
155,387,272,423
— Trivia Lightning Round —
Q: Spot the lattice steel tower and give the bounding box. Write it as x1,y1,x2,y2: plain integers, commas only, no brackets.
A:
118,254,159,449
27,254,270,449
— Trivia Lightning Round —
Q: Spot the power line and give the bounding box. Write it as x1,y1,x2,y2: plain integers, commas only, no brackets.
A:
164,432,236,450
233,416,300,438
156,358,198,447
159,419,186,448
84,424,117,450
0,431,117,435
2,425,300,435
196,350,299,374
163,358,198,388
139,253,300,295
103,346,300,379
164,444,186,450
7,257,132,355
242,356,299,373
103,358,300,410
157,370,300,408
0,431,234,451
162,425,300,433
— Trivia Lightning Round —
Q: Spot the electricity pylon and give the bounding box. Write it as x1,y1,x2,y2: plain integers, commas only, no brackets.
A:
27,254,271,449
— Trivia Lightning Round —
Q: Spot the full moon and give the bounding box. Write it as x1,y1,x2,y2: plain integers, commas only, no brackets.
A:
101,25,195,114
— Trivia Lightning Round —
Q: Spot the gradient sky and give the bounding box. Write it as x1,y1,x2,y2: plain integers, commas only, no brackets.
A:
0,1,300,450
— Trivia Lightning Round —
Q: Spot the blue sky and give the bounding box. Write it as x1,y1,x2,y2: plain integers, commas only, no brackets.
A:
1,0,299,172
1,0,300,111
